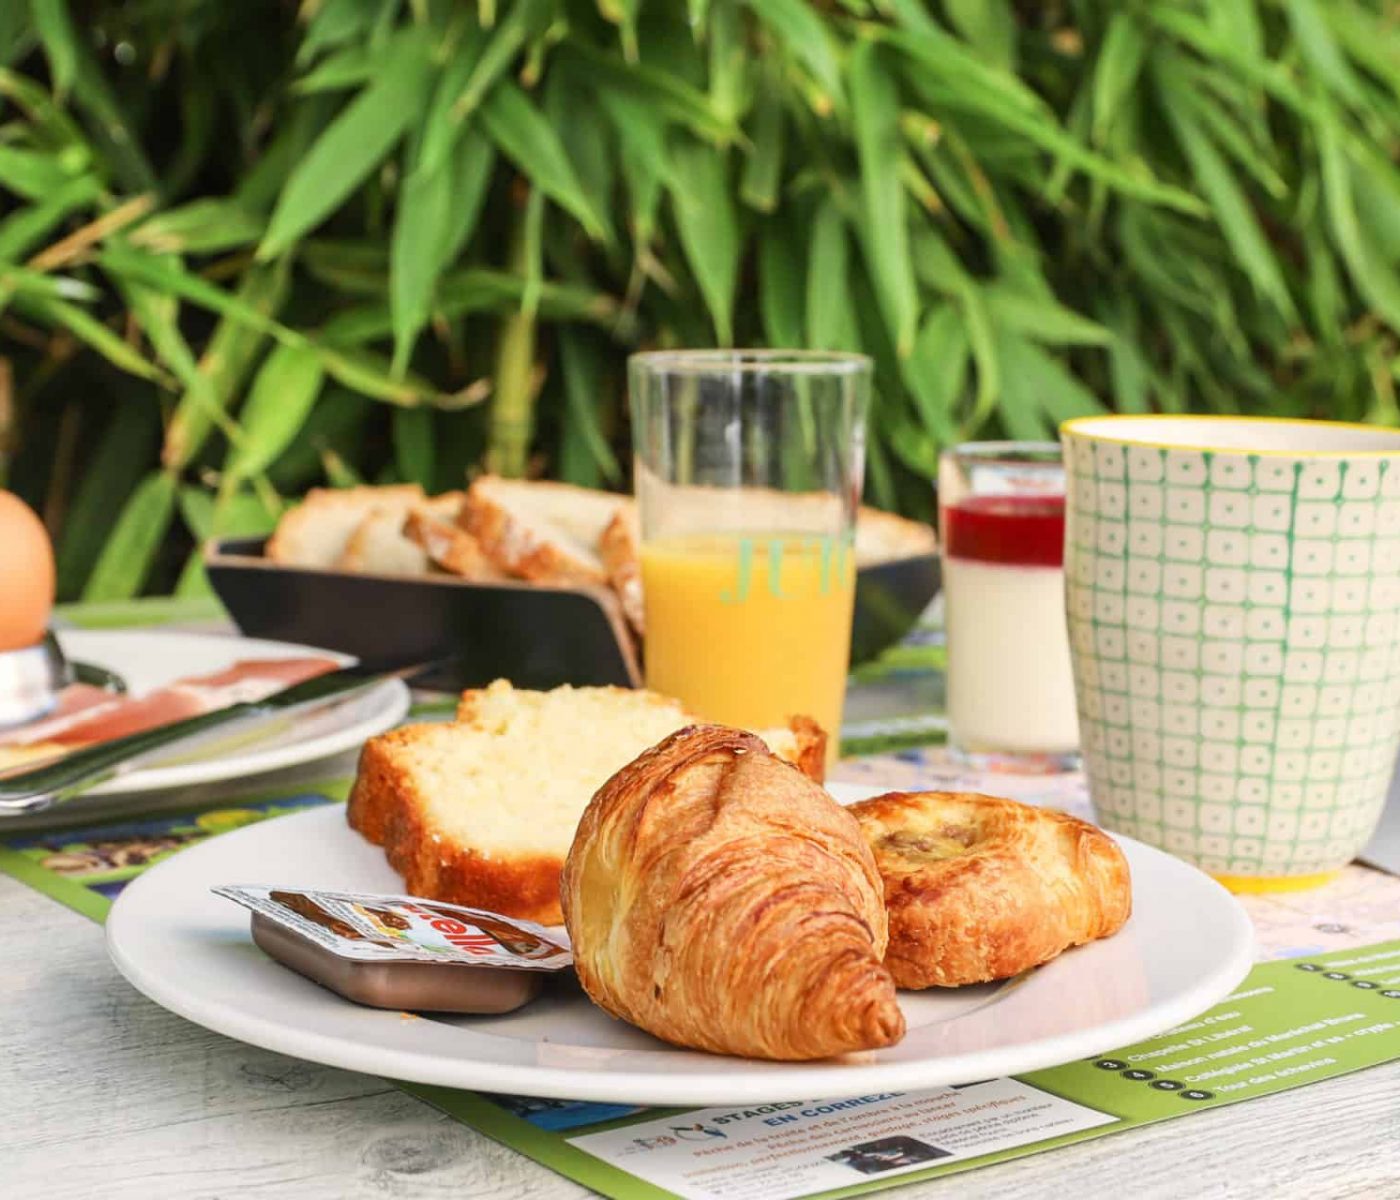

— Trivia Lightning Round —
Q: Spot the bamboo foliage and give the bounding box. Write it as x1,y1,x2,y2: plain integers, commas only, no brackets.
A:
1,0,1399,599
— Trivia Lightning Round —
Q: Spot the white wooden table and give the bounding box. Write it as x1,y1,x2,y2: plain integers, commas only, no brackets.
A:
3,869,1398,1199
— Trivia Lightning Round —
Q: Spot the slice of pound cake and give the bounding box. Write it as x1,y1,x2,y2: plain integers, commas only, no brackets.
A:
347,680,826,924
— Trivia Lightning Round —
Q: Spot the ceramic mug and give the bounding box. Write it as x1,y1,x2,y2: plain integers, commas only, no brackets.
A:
1061,415,1400,892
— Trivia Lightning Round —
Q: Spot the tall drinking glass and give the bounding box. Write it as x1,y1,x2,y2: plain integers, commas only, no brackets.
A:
629,350,870,759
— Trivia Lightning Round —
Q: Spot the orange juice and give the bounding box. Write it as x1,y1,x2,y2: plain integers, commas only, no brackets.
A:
640,533,855,757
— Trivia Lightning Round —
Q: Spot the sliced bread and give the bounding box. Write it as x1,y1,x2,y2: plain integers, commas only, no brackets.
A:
266,485,424,569
338,508,433,575
347,680,827,924
599,507,643,632
461,476,633,587
402,500,508,581
855,505,938,564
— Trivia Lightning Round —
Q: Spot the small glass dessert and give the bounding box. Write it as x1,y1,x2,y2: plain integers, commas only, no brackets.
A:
938,442,1078,771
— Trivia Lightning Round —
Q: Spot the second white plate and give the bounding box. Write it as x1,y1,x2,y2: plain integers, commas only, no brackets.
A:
51,630,410,796
106,782,1254,1105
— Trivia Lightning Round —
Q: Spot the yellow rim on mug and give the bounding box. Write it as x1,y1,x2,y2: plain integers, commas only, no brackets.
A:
1059,414,1400,458
1212,870,1342,895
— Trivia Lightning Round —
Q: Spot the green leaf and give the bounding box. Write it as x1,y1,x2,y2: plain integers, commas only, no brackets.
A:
447,0,553,124
0,66,86,150
293,43,377,93
116,269,212,411
480,80,609,242
959,285,1000,428
392,149,458,372
757,219,804,348
235,97,337,213
1156,60,1296,320
175,486,285,597
598,84,670,245
319,345,445,408
297,0,378,67
849,39,917,357
1319,107,1400,332
667,139,739,345
0,176,99,262
886,27,1205,215
30,0,77,97
0,145,77,201
227,343,326,481
740,67,785,213
54,396,159,600
1092,13,1146,145
566,41,739,146
100,245,298,347
162,258,290,469
1176,72,1287,200
543,68,616,251
708,0,748,126
82,470,178,602
322,448,365,488
806,198,859,351
944,0,1015,71
12,292,168,385
558,328,621,486
443,130,497,264
323,270,617,345
983,282,1111,346
259,28,434,260
997,332,1106,432
1285,0,1367,107
1098,295,1153,414
30,1,153,190
746,0,844,114
2,264,98,304
393,407,436,488
131,200,264,255
900,303,966,445
0,2,29,66
179,487,282,541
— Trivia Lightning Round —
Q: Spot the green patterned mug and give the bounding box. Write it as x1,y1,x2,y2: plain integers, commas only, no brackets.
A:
1061,416,1400,892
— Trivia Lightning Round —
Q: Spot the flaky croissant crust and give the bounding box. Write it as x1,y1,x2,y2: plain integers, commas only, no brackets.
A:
561,725,905,1061
851,790,1132,989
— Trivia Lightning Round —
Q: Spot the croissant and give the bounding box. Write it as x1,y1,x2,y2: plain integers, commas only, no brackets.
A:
560,725,905,1061
850,790,1132,988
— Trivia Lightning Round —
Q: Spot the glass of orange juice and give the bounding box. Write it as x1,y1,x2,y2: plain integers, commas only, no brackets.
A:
629,350,870,761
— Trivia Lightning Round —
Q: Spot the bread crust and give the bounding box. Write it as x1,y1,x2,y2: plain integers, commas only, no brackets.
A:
346,727,567,924
850,791,1132,988
461,476,624,586
599,508,643,633
265,485,424,566
402,506,506,580
854,505,938,564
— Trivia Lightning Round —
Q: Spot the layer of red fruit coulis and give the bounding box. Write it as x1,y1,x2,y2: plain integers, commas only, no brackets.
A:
943,495,1065,567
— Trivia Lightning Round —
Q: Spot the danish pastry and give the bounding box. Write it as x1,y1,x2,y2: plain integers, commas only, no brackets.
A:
561,725,905,1060
849,791,1131,988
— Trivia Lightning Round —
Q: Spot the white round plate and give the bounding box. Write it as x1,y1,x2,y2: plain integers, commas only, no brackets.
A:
106,782,1254,1105
52,630,410,796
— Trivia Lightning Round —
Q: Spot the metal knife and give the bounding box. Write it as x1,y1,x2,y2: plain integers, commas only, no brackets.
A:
0,660,429,815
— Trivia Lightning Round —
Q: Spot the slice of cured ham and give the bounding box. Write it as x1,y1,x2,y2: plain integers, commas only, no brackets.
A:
0,657,339,748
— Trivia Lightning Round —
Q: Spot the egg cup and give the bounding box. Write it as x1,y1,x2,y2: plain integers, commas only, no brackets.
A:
0,633,68,729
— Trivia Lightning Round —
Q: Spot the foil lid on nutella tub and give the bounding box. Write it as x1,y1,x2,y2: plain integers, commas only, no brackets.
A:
214,885,572,1014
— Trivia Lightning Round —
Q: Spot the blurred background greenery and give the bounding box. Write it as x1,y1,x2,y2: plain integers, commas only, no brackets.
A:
2,0,1399,600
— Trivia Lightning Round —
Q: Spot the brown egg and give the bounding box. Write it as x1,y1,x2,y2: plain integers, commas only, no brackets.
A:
0,491,55,651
